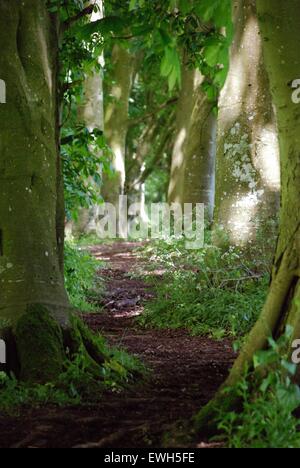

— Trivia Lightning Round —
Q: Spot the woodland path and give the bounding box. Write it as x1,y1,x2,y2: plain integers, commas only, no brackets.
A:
0,242,235,448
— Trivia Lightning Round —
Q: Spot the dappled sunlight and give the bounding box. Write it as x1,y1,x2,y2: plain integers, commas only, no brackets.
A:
114,308,143,318
227,192,259,245
1,0,297,450
168,127,186,202
255,125,281,191
110,143,126,188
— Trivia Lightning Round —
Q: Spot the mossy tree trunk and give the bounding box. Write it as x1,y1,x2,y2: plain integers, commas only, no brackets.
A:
196,0,300,432
0,1,104,382
168,64,216,219
213,0,280,246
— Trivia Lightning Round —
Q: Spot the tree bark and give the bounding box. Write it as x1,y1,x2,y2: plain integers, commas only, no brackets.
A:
0,1,105,382
195,0,300,432
213,0,280,246
181,87,216,220
69,0,105,237
168,64,216,219
102,44,135,236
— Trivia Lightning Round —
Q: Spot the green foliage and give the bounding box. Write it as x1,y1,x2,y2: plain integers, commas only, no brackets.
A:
215,328,300,448
58,2,114,220
77,16,128,41
160,46,182,91
58,0,234,220
136,239,269,339
195,0,233,98
64,242,103,311
62,126,113,220
110,0,233,92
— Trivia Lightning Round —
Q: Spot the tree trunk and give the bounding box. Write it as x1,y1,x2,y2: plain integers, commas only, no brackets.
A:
102,44,135,236
126,121,156,229
0,1,104,382
181,88,216,220
168,64,196,205
195,0,300,432
168,64,216,219
213,0,280,246
70,0,105,237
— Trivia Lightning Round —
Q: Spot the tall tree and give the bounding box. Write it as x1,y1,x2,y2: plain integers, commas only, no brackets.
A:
196,0,300,431
71,0,106,236
102,43,135,235
180,84,216,219
0,0,105,382
168,63,216,218
213,0,280,246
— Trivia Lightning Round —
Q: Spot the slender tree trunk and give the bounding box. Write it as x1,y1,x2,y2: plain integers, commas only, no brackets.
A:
0,1,105,382
181,89,216,220
126,121,156,227
69,0,105,237
102,44,135,236
168,65,196,205
213,0,280,246
195,0,300,432
168,64,216,218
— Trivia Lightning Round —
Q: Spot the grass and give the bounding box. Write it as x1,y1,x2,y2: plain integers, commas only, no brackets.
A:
0,242,146,414
64,242,104,311
136,239,269,339
213,327,300,448
0,320,146,414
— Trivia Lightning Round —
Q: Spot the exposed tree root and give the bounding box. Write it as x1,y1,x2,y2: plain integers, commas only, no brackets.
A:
0,303,106,383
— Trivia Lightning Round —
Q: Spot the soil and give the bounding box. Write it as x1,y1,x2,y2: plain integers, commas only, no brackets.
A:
0,242,236,448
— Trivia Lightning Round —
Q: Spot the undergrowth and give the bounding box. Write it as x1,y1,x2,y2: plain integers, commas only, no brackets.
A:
136,239,269,339
0,318,145,414
214,327,300,448
0,244,145,414
64,242,104,311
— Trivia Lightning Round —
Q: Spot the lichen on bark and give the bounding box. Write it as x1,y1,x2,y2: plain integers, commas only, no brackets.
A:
195,0,300,434
213,0,280,247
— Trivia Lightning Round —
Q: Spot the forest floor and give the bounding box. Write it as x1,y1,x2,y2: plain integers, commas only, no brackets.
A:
0,242,235,448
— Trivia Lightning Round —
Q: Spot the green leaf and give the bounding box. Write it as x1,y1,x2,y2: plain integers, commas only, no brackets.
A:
158,28,172,47
195,0,220,22
204,43,222,67
77,16,126,40
281,360,297,376
160,46,181,90
179,0,190,15
160,54,173,77
129,0,138,11
168,68,178,91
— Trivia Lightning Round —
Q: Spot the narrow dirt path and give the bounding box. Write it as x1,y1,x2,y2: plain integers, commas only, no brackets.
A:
0,242,235,448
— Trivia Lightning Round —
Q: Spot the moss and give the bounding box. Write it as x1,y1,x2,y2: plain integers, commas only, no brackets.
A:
11,307,108,383
65,315,106,378
15,304,65,383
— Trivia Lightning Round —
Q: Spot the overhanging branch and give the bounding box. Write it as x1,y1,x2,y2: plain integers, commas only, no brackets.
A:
128,98,178,128
63,4,95,30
